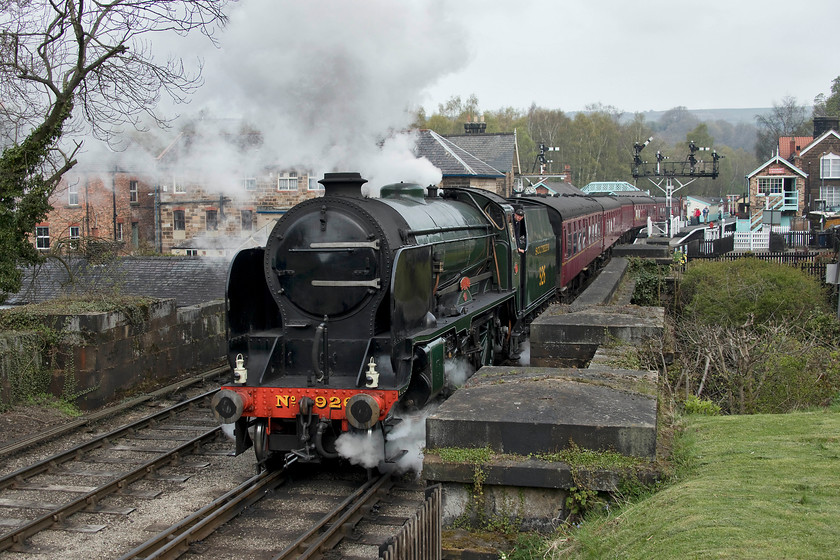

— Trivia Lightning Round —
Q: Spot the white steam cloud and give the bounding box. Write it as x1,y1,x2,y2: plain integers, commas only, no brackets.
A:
335,429,385,470
164,0,471,190
335,404,439,475
518,339,531,366
445,358,475,391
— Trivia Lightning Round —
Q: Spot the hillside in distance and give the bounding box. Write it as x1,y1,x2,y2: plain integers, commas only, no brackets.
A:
639,107,774,125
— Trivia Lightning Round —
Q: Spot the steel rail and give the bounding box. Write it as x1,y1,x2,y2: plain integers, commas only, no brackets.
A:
0,365,228,459
0,389,218,492
118,469,286,560
274,473,393,560
0,425,223,553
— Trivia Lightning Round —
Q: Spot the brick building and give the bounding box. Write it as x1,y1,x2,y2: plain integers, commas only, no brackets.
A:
778,116,840,213
36,149,156,255
745,155,807,230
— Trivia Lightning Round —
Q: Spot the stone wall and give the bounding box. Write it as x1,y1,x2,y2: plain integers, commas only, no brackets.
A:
0,299,226,411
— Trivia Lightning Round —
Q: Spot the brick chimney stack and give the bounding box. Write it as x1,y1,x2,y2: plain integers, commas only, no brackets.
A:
463,115,486,134
814,116,840,137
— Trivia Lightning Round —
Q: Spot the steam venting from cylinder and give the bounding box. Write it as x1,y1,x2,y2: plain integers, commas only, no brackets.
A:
319,172,368,197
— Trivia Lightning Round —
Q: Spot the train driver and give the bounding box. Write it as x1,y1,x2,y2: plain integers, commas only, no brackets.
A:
513,207,527,254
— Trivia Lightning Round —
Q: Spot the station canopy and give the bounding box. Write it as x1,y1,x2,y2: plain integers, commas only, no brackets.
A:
581,181,641,195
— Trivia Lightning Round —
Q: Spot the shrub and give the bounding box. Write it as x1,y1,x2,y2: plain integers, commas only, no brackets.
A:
683,395,721,416
669,258,840,414
679,258,830,327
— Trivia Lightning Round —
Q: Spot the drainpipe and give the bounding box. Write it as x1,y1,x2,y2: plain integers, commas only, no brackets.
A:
154,183,161,253
112,165,118,241
85,178,91,237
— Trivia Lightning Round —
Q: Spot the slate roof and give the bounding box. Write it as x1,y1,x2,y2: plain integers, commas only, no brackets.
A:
4,257,229,308
414,130,504,177
443,133,517,175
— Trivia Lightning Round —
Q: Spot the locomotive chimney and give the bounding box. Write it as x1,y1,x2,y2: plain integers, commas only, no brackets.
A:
318,172,368,197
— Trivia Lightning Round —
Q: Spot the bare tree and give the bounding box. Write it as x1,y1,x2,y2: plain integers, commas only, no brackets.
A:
754,95,810,161
0,0,228,299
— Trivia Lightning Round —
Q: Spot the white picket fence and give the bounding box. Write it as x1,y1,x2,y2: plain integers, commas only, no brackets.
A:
733,231,770,250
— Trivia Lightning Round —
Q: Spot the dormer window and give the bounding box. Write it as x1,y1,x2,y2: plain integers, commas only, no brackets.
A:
821,153,840,179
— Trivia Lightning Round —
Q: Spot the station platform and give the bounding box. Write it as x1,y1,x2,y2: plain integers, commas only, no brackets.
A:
423,255,666,533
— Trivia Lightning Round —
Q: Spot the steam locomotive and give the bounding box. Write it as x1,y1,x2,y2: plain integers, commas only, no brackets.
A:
211,172,666,469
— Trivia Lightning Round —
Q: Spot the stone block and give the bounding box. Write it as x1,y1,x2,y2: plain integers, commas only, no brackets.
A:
427,367,658,459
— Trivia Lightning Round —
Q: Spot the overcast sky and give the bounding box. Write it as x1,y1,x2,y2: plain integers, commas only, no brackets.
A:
418,0,840,114
135,0,838,185
175,0,839,119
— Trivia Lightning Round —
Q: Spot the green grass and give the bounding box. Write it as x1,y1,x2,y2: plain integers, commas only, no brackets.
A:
546,410,840,559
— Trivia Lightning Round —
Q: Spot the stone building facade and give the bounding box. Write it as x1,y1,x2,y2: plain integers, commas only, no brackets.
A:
158,171,323,255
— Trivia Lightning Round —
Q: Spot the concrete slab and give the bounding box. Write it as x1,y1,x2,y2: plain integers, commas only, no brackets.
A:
426,367,658,459
568,257,628,310
530,305,664,368
612,243,670,259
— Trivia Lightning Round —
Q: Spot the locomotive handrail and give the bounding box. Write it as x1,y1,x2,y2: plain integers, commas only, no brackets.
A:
408,232,497,248
309,240,380,250
405,223,491,236
311,279,381,288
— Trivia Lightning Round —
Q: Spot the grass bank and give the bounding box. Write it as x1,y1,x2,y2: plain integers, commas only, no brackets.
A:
545,410,840,559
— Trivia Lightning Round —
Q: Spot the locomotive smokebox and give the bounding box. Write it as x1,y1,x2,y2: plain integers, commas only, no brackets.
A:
319,172,367,197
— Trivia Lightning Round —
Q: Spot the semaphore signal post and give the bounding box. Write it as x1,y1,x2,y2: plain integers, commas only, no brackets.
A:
632,137,723,236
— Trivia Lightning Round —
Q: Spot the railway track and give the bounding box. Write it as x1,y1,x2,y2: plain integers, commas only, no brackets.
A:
0,367,427,559
119,471,401,560
0,366,228,461
121,468,426,560
275,472,394,559
118,469,287,560
0,389,226,555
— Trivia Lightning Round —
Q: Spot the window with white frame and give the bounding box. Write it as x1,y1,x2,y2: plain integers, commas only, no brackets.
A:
277,172,298,191
758,177,783,195
308,176,324,191
242,178,257,191
129,180,138,203
36,226,49,250
820,186,840,208
821,153,840,179
68,183,79,206
173,178,186,194
69,226,80,249
116,222,123,241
